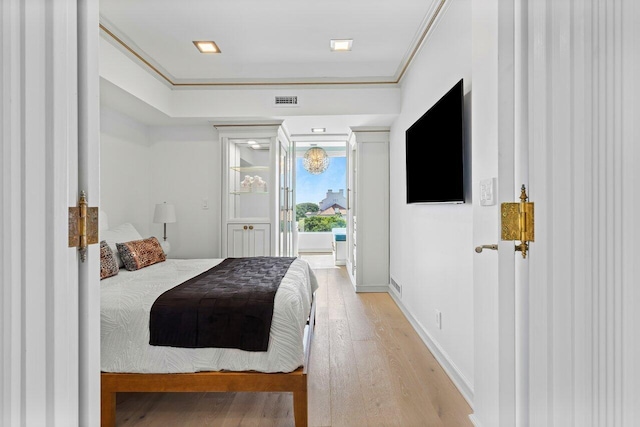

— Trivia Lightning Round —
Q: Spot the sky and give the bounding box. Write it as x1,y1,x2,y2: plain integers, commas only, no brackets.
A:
296,157,346,205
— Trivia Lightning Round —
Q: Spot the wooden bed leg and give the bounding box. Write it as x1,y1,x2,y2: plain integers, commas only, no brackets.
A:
101,390,116,427
293,388,308,427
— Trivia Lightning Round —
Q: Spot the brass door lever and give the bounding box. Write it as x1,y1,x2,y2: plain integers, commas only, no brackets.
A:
475,244,498,253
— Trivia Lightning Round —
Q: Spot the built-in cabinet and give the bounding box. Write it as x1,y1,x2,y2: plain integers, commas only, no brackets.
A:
217,123,293,258
226,223,270,257
346,128,389,292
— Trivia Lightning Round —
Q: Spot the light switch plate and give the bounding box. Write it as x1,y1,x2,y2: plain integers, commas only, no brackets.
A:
480,178,496,206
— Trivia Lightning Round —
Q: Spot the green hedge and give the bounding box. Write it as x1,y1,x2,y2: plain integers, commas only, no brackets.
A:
296,202,320,221
301,215,346,232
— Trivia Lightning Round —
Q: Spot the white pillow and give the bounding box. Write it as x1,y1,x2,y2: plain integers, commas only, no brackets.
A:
100,223,143,268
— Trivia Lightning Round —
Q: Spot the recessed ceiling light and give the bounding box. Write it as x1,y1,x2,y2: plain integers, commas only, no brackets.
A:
193,41,221,54
247,140,257,145
330,39,353,52
311,128,326,133
251,144,261,149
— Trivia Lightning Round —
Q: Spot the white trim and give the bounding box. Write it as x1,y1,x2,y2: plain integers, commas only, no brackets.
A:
51,1,79,423
1,1,24,424
469,414,483,427
621,1,640,425
78,0,102,423
388,290,474,408
354,284,388,293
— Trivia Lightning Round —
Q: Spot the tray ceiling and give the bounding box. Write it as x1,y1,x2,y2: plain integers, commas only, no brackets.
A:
99,0,444,86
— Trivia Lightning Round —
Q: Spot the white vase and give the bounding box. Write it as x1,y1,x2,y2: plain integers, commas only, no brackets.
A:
252,175,266,192
240,175,253,192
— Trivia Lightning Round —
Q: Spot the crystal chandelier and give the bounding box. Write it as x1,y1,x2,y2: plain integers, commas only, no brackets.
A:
303,147,329,175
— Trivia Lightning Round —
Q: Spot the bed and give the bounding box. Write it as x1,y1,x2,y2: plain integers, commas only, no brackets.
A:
99,235,318,426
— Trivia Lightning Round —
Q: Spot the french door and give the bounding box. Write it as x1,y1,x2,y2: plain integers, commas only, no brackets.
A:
278,135,294,256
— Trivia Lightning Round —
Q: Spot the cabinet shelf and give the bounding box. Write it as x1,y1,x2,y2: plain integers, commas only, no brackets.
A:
230,191,269,195
230,166,270,173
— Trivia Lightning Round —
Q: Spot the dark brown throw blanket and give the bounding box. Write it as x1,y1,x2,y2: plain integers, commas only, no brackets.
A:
149,256,296,351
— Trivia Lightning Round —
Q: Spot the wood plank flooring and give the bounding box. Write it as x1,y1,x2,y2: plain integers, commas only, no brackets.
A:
113,254,473,426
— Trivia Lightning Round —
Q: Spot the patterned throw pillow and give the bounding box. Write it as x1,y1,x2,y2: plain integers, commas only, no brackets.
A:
116,237,166,271
100,240,119,280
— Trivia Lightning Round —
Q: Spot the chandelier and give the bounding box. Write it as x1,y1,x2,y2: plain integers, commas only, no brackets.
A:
303,147,330,175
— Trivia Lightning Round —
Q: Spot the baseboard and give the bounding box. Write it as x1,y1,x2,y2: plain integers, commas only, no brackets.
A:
468,414,482,427
298,248,333,253
354,284,389,293
388,291,475,409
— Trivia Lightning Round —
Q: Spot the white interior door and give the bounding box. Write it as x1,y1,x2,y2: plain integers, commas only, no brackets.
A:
523,1,639,425
0,1,100,425
474,0,640,426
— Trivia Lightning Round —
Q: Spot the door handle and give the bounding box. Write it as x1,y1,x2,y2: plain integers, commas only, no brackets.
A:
475,244,498,253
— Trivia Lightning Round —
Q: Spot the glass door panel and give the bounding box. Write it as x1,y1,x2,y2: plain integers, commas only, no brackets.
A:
228,138,270,221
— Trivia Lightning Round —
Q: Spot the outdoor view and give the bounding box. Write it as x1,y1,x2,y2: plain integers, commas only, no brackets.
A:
296,156,347,232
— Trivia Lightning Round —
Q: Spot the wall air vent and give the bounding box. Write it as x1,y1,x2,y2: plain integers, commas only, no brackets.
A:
390,277,402,297
274,96,299,107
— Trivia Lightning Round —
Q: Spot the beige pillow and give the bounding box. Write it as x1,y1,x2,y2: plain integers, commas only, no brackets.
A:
100,223,143,267
116,237,166,271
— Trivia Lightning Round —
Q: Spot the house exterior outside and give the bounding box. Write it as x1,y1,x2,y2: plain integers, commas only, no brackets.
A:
318,189,346,211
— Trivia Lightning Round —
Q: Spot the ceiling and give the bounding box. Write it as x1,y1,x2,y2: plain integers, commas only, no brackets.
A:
99,0,443,140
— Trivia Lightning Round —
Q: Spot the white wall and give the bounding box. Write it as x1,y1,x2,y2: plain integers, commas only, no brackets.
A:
148,125,221,259
100,106,152,236
100,106,221,258
388,0,474,403
297,232,333,253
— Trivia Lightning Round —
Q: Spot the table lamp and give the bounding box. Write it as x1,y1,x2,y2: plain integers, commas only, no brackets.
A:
153,202,176,254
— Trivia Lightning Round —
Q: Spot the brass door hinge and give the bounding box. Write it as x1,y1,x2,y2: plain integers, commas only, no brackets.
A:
68,191,99,262
501,185,534,258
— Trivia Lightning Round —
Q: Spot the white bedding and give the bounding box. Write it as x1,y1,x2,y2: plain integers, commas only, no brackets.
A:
101,258,318,374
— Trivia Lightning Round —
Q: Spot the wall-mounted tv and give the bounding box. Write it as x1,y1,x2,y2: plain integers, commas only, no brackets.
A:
406,78,465,204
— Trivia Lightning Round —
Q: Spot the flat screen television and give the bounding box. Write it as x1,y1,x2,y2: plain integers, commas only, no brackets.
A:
406,78,465,204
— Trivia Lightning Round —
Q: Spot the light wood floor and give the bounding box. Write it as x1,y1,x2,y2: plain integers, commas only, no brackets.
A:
114,253,473,426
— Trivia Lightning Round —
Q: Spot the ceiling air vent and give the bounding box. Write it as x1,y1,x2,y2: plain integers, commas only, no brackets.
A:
274,96,299,107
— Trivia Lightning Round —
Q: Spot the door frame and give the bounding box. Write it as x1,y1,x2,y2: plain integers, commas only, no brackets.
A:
78,0,102,423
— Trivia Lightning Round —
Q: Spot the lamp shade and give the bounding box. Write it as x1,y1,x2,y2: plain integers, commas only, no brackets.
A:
153,203,176,223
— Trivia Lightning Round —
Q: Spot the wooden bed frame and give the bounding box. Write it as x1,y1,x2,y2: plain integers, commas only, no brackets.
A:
101,293,316,427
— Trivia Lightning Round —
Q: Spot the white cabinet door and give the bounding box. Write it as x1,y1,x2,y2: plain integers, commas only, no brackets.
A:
227,224,247,257
248,223,270,257
227,223,271,257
